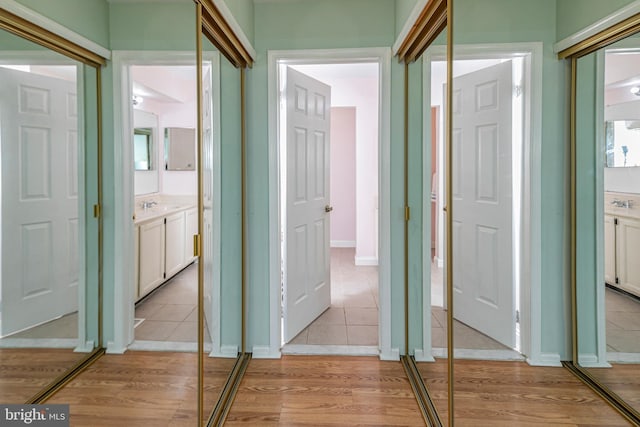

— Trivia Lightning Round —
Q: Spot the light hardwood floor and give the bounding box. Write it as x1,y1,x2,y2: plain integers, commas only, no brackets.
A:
226,356,424,425
0,348,84,403
46,351,236,426
418,358,632,426
35,353,634,426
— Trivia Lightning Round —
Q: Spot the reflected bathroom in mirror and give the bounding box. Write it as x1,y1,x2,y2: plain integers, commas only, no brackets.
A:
575,33,640,419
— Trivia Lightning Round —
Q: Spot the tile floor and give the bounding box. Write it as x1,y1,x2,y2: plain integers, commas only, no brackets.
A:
134,262,203,343
287,248,379,346
429,262,511,351
606,286,640,353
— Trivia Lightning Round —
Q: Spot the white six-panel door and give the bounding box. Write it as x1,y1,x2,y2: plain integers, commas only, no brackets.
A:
0,67,78,336
452,61,515,349
284,67,332,343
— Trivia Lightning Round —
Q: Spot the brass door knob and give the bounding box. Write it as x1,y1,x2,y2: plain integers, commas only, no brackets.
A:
325,205,334,213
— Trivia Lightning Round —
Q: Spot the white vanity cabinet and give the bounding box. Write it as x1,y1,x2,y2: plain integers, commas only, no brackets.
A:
138,217,166,298
135,204,196,300
604,192,640,297
184,207,198,264
164,211,186,278
616,217,640,297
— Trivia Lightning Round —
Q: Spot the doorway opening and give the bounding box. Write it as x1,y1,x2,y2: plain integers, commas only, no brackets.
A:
280,62,380,354
110,52,220,355
267,48,392,359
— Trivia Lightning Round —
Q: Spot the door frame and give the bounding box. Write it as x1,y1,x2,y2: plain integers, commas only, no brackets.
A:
0,51,90,351
420,43,548,364
109,51,221,354
266,48,393,359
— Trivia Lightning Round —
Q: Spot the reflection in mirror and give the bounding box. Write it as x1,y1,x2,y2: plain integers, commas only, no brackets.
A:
0,28,99,402
415,28,449,425
134,127,153,170
200,34,238,425
576,35,640,417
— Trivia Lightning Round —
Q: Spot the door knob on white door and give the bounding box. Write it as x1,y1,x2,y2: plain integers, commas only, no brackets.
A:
325,205,334,213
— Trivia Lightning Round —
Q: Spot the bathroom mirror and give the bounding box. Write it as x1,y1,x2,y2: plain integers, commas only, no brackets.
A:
0,20,101,403
575,32,640,420
165,126,196,170
134,127,153,170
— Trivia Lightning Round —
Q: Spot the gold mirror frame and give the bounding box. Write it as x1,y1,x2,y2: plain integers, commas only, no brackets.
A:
561,13,640,426
0,7,106,403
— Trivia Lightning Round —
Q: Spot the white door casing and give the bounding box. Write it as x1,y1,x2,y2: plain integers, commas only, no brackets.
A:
284,67,332,342
0,67,78,336
452,61,515,349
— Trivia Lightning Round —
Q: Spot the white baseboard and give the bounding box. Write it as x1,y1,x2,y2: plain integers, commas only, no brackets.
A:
252,345,282,359
209,344,239,358
106,341,127,354
434,256,444,268
330,240,356,248
431,347,525,361
282,344,379,356
355,256,378,266
380,347,400,361
527,352,563,367
607,351,640,363
414,348,436,362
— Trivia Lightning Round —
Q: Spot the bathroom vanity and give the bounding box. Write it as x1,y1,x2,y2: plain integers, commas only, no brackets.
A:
134,196,198,300
604,191,640,298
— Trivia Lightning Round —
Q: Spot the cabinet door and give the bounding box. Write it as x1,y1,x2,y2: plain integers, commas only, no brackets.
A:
184,208,198,265
165,211,186,278
139,218,166,298
604,215,616,285
134,225,140,300
617,217,640,297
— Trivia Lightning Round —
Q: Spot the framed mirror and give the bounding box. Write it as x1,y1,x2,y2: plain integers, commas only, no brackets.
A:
573,26,640,424
0,10,103,404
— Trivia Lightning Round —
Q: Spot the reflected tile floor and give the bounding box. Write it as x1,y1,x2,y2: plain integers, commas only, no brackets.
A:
605,286,640,353
288,248,379,346
134,262,204,343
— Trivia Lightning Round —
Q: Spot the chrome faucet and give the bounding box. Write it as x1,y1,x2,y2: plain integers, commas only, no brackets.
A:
611,199,632,208
141,200,157,209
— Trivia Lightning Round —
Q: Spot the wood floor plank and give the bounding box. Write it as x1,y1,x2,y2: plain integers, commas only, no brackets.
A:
0,348,84,403
47,351,236,427
417,358,633,426
226,356,424,426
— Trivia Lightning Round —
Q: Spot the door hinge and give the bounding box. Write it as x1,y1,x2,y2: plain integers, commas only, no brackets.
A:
616,277,619,284
615,218,618,225
515,310,520,323
93,204,101,218
405,206,411,221
514,85,523,97
164,217,167,224
193,234,201,257
163,272,166,279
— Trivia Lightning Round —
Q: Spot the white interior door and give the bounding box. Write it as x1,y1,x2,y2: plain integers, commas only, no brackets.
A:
202,64,214,339
451,61,515,348
284,67,331,342
0,67,78,336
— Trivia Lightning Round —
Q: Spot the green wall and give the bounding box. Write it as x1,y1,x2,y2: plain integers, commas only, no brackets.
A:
556,0,636,41
453,0,571,359
246,0,420,354
395,0,420,39
13,0,110,48
222,0,254,45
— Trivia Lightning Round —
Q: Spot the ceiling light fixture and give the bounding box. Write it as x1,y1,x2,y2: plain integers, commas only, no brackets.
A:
132,95,144,106
630,86,640,96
